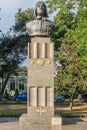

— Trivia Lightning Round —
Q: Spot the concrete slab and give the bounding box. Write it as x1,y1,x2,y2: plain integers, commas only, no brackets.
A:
0,117,87,130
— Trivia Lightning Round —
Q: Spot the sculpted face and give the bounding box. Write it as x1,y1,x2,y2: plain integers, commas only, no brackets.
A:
35,1,48,18
36,1,45,16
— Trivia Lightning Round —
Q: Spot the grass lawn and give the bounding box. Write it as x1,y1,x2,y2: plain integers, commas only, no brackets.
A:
55,102,87,117
0,101,87,117
0,103,27,117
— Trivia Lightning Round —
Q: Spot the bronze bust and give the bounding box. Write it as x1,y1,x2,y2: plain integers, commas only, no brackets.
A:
26,1,55,37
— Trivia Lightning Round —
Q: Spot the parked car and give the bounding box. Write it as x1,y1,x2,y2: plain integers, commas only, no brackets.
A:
54,96,65,103
13,93,27,101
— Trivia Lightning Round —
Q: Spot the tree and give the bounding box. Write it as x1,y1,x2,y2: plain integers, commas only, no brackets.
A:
14,88,19,96
0,8,34,100
46,0,87,110
3,89,9,100
0,31,27,100
14,8,34,33
46,0,76,50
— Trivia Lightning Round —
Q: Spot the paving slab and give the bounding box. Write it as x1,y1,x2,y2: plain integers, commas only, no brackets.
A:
0,117,87,130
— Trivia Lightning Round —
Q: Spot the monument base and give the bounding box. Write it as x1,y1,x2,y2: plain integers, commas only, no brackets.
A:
19,114,62,130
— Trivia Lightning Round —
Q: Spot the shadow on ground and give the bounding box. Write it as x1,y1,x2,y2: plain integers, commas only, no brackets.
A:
0,117,86,125
62,117,85,125
0,117,19,123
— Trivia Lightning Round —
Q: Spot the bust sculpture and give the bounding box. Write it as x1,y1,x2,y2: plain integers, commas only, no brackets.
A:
26,1,55,37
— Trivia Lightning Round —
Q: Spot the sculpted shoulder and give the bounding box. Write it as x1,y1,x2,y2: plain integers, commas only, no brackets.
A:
26,20,37,28
26,19,55,37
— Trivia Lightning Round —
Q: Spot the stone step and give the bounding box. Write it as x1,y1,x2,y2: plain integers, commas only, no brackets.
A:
20,114,52,126
20,124,52,130
20,117,51,125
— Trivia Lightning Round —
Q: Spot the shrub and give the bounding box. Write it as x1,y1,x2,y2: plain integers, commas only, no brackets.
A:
3,89,9,100
16,99,22,104
2,98,8,103
14,88,19,96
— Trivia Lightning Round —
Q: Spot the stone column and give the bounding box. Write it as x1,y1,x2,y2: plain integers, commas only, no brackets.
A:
27,37,54,117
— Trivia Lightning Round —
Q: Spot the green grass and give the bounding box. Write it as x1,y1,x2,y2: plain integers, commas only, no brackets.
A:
0,103,27,117
0,101,87,117
55,102,87,117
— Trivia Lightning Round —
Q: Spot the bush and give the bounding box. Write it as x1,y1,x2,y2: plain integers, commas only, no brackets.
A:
2,98,8,103
14,88,19,96
0,112,21,117
16,99,22,104
3,89,9,100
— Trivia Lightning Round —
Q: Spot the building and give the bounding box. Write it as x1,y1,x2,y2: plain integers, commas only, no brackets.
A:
0,67,27,96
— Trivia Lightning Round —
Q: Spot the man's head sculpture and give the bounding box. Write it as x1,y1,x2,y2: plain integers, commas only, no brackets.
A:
35,1,48,18
26,1,55,37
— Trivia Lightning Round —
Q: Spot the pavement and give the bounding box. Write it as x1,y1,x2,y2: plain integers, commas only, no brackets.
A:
0,117,87,130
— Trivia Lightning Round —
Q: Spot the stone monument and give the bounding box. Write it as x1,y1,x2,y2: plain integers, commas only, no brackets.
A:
20,1,62,130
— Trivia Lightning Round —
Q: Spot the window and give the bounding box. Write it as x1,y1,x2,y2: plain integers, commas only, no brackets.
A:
10,80,15,90
19,80,24,90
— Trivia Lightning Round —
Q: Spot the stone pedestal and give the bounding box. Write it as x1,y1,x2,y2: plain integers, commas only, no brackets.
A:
27,37,54,117
19,37,62,130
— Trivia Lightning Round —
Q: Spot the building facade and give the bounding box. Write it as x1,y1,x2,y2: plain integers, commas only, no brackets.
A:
7,75,27,96
0,67,27,96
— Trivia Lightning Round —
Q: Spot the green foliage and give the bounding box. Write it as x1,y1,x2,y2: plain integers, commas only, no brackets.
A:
14,88,19,96
3,89,9,99
0,112,21,117
47,0,87,99
14,8,34,32
0,8,34,98
0,8,34,78
16,99,22,104
46,0,76,51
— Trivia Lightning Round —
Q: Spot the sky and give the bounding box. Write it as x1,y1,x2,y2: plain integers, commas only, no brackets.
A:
0,0,54,33
0,0,54,66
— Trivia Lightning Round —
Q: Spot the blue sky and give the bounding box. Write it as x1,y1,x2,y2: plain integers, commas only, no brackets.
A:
0,0,47,33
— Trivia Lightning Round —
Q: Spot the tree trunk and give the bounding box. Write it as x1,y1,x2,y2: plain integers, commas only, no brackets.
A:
0,47,19,101
0,73,10,101
69,86,80,111
70,98,74,111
